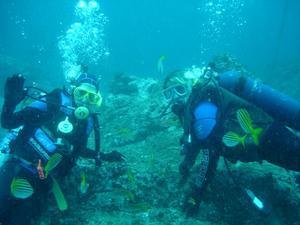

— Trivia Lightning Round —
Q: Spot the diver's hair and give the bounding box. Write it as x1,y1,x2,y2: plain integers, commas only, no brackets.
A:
76,73,100,90
163,70,185,89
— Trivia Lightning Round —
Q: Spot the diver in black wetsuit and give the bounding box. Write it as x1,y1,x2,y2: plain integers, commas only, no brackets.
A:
162,66,300,216
0,73,125,225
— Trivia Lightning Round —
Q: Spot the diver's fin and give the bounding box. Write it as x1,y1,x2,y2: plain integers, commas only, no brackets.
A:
45,153,63,177
52,178,68,211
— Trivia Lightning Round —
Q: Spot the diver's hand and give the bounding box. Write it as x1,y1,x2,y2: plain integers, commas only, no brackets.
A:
178,162,190,186
4,74,27,106
102,150,125,162
179,162,190,177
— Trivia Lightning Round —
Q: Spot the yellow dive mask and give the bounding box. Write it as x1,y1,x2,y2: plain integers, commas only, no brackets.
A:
73,83,102,111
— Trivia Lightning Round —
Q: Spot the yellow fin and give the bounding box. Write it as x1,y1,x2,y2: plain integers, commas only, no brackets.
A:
52,178,68,211
157,55,166,75
45,153,63,177
159,55,166,61
10,178,34,199
252,127,263,146
237,109,253,134
222,132,247,148
80,171,89,194
237,108,263,146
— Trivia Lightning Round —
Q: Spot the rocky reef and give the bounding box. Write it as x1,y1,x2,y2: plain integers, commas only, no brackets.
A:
8,55,300,225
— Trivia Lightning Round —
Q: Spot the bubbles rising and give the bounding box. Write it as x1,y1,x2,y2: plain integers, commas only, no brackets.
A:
58,0,109,82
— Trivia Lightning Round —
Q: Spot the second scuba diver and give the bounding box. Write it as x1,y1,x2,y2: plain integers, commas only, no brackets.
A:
162,65,300,216
0,73,125,225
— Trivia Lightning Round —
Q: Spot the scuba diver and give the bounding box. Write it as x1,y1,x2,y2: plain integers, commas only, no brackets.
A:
0,73,125,225
162,65,300,216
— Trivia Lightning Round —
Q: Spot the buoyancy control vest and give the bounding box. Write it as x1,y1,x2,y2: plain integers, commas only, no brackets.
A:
7,89,95,173
181,78,272,150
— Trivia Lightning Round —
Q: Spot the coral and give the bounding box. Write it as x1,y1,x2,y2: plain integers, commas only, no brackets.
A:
31,60,300,225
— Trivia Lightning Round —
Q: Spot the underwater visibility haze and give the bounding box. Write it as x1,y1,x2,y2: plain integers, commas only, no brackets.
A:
0,0,300,225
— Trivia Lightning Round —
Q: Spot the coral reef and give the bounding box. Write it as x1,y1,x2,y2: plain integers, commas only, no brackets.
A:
32,57,300,225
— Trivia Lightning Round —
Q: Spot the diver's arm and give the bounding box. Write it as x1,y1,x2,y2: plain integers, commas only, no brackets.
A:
1,91,60,129
1,104,45,129
1,74,28,129
1,102,21,129
81,148,125,163
1,75,60,129
179,142,200,180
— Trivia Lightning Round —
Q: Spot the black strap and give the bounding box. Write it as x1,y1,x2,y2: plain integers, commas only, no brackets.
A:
92,114,101,159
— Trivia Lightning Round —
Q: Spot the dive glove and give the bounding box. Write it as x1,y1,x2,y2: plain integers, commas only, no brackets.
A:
4,74,27,107
95,151,125,166
102,150,126,162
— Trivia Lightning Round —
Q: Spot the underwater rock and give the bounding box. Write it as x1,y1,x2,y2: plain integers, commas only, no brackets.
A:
109,73,139,95
101,77,171,147
210,53,249,75
33,60,300,225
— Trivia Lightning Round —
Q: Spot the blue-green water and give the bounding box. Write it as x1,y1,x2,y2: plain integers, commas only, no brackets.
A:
1,1,300,225
1,0,299,85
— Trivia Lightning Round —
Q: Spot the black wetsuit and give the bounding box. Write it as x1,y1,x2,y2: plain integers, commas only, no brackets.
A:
175,80,300,215
0,88,98,225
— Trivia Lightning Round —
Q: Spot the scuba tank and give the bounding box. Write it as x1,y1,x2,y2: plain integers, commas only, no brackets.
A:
0,127,22,153
218,71,300,130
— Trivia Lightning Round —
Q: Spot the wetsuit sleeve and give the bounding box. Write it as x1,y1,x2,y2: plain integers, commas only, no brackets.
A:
1,89,61,129
1,100,49,129
260,122,300,172
80,148,107,160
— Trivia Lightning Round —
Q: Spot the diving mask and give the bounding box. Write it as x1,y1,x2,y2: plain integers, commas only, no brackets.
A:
73,83,102,110
163,84,187,102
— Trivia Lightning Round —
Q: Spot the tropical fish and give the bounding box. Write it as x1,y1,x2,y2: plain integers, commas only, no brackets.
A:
37,159,45,180
52,178,68,211
129,202,151,212
117,188,135,201
188,197,196,205
10,178,34,199
80,171,89,194
127,169,136,185
157,55,166,75
236,109,263,145
45,153,63,177
222,131,247,148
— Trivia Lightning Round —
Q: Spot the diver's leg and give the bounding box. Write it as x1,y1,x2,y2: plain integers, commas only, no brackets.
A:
0,158,20,224
9,198,35,225
260,122,300,171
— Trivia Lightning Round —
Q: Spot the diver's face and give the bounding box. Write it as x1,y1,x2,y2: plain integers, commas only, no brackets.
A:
163,84,188,104
73,83,102,112
162,84,190,117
